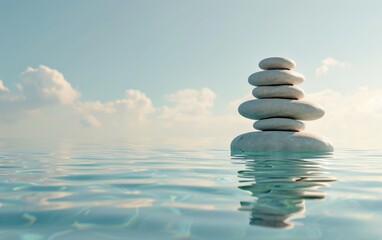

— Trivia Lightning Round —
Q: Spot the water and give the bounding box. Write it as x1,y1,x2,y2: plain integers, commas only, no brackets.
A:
0,139,381,240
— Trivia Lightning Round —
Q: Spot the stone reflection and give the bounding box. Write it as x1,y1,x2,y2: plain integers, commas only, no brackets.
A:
233,152,335,228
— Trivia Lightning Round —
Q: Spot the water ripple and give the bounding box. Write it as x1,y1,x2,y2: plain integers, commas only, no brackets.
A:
0,140,382,239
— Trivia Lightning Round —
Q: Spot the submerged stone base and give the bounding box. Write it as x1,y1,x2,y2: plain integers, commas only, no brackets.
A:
231,131,333,153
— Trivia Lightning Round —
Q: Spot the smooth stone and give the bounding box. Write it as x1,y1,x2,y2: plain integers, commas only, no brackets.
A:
259,57,296,70
253,118,305,131
239,99,324,120
252,85,305,99
248,70,304,86
230,131,334,153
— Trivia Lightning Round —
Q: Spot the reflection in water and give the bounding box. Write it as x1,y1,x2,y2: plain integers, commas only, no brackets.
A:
232,152,335,229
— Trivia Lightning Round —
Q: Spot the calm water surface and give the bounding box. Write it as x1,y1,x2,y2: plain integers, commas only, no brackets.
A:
0,139,381,240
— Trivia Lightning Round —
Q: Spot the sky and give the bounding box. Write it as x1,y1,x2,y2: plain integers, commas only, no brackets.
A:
1,0,382,148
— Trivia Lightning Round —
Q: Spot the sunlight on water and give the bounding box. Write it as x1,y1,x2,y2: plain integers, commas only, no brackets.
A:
0,139,381,239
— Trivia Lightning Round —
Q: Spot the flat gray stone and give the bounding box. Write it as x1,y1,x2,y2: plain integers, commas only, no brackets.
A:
259,57,296,70
253,118,305,131
231,131,334,153
248,70,304,86
252,85,305,99
239,99,324,120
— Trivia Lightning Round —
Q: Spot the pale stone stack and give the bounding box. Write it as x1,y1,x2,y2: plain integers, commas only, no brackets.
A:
231,57,333,153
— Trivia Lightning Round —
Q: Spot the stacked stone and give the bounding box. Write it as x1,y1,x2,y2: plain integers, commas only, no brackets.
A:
231,57,333,152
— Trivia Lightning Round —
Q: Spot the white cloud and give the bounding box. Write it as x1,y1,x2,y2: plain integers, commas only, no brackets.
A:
81,114,101,128
160,88,216,121
0,65,79,122
20,65,79,105
111,89,155,121
66,87,237,147
77,89,155,129
305,87,382,148
0,80,9,93
0,66,238,146
315,57,348,76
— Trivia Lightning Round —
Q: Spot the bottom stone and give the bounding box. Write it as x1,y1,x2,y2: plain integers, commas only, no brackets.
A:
231,131,333,153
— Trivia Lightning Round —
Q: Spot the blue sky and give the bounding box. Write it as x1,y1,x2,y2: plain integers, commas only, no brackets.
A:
1,1,382,147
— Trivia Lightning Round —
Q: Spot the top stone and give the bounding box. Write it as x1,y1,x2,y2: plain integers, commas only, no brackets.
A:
259,57,296,70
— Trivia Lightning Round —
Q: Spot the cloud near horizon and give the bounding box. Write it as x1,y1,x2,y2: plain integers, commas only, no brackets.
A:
20,65,79,105
305,87,382,148
0,65,245,145
315,57,348,76
0,65,381,148
0,65,79,122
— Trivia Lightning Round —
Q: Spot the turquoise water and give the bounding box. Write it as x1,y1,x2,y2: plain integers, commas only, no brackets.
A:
0,140,381,240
